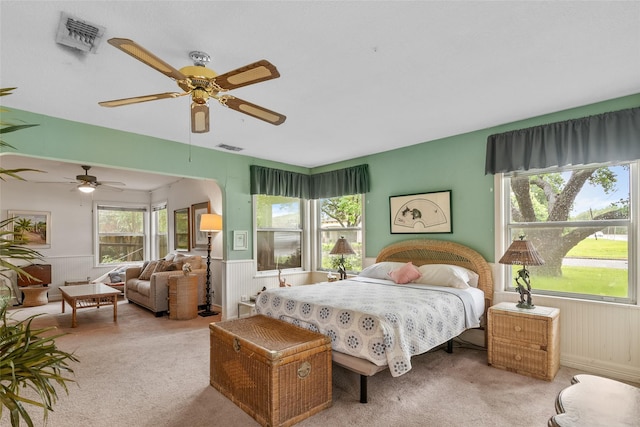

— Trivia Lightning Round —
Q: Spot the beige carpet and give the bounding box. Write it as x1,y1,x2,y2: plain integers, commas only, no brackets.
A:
3,299,582,427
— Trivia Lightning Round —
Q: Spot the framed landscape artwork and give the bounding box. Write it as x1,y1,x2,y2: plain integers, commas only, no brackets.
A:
389,190,452,234
191,201,210,249
8,210,51,247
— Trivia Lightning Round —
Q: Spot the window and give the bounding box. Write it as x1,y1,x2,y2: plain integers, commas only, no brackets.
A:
151,203,168,260
499,161,637,304
95,203,147,265
317,195,363,273
255,195,302,272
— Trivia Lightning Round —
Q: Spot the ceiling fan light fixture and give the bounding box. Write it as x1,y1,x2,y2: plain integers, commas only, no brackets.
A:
78,182,95,193
191,103,209,133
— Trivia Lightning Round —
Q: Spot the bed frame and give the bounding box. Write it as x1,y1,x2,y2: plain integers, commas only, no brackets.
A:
332,239,494,403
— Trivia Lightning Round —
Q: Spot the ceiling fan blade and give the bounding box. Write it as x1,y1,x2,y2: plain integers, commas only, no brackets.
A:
219,96,286,125
107,38,187,81
99,92,186,107
97,181,126,186
214,60,281,91
97,184,125,192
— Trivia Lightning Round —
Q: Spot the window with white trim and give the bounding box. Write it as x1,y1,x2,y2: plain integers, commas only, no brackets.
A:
499,161,637,304
95,203,147,265
151,202,168,260
316,195,363,273
254,195,302,272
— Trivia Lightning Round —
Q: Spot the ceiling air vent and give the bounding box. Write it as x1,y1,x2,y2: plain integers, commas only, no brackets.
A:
55,12,105,53
217,144,244,152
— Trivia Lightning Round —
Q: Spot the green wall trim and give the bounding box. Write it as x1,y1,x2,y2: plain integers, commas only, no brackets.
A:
2,93,639,263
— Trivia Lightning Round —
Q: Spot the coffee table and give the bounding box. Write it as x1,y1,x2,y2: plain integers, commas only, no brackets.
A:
60,283,121,328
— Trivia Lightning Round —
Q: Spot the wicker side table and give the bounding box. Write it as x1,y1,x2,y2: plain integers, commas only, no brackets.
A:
168,274,198,320
488,302,560,381
21,286,49,307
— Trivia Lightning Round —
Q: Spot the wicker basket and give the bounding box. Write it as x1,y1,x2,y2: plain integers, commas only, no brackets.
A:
210,315,332,427
168,275,198,320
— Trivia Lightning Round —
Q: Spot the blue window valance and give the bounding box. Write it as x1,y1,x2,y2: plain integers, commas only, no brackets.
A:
250,164,370,199
485,107,640,174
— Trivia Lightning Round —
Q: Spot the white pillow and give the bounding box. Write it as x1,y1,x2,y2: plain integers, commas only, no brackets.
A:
415,264,480,289
358,262,406,280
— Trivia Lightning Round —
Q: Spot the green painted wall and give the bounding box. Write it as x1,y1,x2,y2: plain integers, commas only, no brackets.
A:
312,93,640,260
3,93,639,262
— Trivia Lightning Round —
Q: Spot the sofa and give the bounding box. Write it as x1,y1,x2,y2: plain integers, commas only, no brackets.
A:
125,253,207,316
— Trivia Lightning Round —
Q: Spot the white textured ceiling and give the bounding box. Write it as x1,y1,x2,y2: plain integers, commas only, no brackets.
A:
1,1,639,173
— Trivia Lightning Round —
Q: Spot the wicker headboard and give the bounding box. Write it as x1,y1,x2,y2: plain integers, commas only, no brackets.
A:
376,239,494,310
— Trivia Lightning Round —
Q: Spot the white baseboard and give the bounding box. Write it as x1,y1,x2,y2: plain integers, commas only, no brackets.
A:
561,354,640,385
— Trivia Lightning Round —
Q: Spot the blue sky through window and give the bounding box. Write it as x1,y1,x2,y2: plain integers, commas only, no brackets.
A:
569,165,629,216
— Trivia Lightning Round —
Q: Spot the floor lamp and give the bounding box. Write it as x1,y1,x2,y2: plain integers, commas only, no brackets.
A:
198,213,222,317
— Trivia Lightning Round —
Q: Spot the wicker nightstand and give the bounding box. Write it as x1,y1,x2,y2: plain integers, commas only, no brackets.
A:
488,302,560,381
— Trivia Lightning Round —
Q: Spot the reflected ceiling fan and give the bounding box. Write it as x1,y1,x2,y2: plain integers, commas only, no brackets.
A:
68,165,125,193
99,38,286,133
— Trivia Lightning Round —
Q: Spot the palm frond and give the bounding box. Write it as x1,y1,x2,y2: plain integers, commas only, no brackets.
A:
0,168,43,182
0,303,79,427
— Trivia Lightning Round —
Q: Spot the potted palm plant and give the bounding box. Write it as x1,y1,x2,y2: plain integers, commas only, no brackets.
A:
1,87,79,426
0,283,79,426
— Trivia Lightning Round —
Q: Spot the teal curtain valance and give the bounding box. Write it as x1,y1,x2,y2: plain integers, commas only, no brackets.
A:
485,107,640,174
310,164,370,199
250,164,370,199
250,165,310,198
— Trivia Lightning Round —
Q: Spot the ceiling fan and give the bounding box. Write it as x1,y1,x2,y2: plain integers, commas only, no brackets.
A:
98,38,286,133
69,165,125,193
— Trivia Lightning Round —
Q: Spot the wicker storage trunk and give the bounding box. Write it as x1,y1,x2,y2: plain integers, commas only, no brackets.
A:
210,315,332,427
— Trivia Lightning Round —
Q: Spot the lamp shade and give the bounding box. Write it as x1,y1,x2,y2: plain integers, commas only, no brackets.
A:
498,238,545,266
330,236,355,255
200,213,222,232
191,102,209,133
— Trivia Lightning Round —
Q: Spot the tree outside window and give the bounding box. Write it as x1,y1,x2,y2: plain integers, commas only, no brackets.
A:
504,162,633,303
97,205,146,264
319,195,363,272
255,195,302,271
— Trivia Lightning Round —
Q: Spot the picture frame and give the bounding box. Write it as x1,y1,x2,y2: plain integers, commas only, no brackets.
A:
233,230,248,251
173,208,190,251
8,210,51,247
191,201,210,249
389,190,452,234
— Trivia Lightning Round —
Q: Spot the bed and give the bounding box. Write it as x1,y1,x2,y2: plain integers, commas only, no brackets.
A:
255,239,494,402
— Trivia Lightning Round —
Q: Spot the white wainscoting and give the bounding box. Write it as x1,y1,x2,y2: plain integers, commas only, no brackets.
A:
220,260,315,320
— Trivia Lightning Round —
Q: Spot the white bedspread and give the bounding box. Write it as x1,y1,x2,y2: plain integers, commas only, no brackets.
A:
255,277,483,377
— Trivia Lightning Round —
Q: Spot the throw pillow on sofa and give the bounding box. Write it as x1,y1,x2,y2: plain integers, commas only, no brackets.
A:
172,254,202,270
138,261,159,280
155,260,178,272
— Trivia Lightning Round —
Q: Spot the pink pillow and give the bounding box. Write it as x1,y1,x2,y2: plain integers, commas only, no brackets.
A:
388,262,421,284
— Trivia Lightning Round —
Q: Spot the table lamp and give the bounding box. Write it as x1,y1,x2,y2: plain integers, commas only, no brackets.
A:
498,235,545,309
198,213,222,317
329,236,355,280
